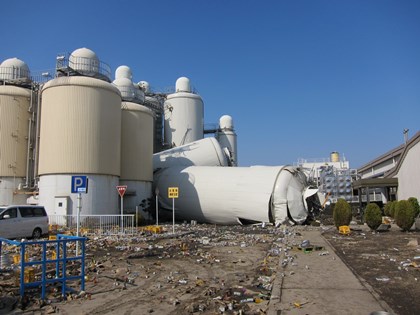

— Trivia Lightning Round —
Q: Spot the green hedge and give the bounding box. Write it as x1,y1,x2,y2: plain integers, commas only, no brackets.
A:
384,201,396,217
364,203,382,230
394,200,416,231
333,198,352,228
408,197,420,218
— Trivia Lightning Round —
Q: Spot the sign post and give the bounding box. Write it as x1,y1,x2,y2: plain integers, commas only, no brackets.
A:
168,187,179,234
71,176,88,256
155,187,159,226
117,185,127,233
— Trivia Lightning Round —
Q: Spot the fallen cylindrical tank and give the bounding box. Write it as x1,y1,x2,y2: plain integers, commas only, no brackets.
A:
153,137,229,171
154,165,317,225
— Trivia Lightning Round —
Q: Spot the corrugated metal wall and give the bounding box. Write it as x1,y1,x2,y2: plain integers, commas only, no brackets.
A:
38,77,121,176
120,102,153,181
0,86,31,177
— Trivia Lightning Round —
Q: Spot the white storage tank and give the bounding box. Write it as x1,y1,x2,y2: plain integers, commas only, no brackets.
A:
120,102,153,211
113,66,154,218
153,137,228,171
164,77,204,147
0,84,32,205
154,165,313,225
119,103,154,214
216,115,237,166
38,57,122,217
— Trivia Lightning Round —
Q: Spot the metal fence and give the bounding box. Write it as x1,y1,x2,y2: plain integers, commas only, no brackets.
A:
48,214,136,235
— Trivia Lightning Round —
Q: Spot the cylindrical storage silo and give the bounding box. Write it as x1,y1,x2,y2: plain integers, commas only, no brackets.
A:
154,165,311,225
120,101,154,216
153,137,228,171
164,77,204,147
330,151,339,162
0,85,31,205
37,76,122,217
216,115,238,166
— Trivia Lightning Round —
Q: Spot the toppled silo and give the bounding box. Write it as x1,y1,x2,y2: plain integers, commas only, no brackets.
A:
154,165,318,226
153,137,229,171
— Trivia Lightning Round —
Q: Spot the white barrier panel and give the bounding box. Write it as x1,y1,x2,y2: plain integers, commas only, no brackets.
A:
48,214,136,235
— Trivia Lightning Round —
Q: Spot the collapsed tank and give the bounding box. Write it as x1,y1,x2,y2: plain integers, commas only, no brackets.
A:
154,163,319,226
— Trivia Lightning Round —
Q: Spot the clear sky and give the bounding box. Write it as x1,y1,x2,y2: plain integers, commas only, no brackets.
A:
1,0,419,168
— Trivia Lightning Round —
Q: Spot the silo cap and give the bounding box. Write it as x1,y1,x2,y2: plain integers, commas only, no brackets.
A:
175,77,191,92
115,65,132,80
70,47,98,59
219,115,234,130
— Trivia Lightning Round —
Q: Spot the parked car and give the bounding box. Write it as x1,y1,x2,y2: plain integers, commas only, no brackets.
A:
0,205,49,239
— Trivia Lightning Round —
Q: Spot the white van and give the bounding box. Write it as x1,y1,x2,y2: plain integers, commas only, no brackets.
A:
0,205,49,239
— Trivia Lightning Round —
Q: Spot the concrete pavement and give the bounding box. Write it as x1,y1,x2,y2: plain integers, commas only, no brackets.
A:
267,226,394,315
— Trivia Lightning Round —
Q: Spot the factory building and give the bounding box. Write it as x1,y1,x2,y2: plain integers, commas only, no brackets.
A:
0,47,318,226
353,130,420,205
295,152,358,204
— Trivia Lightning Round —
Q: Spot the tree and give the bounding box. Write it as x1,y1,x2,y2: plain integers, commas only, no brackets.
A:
364,203,382,230
408,197,420,218
394,200,416,231
333,198,352,228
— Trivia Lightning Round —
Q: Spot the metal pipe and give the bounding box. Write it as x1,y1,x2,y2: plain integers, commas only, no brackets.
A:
25,116,32,187
33,85,43,184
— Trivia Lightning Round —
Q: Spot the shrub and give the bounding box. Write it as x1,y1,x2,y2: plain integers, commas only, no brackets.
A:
384,201,395,217
364,203,382,230
333,198,352,228
394,200,416,231
408,197,420,218
388,201,398,218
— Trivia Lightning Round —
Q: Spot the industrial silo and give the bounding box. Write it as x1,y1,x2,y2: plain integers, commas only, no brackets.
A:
37,48,121,217
330,151,340,162
0,58,32,205
153,137,228,171
113,66,154,218
154,165,316,225
164,77,204,147
216,115,238,166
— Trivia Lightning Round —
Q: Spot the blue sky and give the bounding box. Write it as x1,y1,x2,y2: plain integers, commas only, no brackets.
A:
1,0,419,168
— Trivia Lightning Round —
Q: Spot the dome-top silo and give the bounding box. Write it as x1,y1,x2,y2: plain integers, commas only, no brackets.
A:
0,58,32,204
217,115,238,166
164,77,204,147
38,48,122,218
113,66,154,217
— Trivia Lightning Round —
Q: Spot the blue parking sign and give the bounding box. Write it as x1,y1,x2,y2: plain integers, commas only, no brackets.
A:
71,176,88,193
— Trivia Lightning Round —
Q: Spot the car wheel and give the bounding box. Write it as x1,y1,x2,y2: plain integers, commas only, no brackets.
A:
32,228,42,239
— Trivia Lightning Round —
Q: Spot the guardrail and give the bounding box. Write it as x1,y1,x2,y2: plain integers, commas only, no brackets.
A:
0,235,86,299
48,214,136,235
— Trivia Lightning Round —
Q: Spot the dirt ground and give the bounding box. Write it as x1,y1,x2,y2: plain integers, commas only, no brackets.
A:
322,224,420,315
1,222,419,315
1,224,283,315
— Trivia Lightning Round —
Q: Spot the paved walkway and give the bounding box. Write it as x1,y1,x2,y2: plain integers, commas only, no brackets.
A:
268,226,394,315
